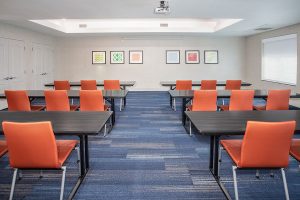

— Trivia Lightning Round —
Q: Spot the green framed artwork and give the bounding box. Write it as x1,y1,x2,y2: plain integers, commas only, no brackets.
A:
92,51,106,64
110,51,125,64
204,50,219,64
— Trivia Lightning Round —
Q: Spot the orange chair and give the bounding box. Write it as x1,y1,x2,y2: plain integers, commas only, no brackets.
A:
220,121,295,200
219,90,254,111
0,140,7,158
80,80,97,90
201,80,217,90
54,80,71,90
173,80,192,111
5,90,45,111
186,90,217,136
2,121,80,200
104,80,123,111
225,80,242,90
290,139,300,168
44,90,79,111
254,90,291,111
80,90,111,136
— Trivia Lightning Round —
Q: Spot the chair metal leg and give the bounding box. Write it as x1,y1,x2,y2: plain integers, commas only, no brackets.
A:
189,120,192,136
281,168,290,200
270,170,274,177
256,170,260,179
104,124,107,137
40,170,43,178
173,98,176,111
119,98,123,111
60,166,67,200
232,166,239,200
9,168,18,200
218,146,223,176
75,147,81,174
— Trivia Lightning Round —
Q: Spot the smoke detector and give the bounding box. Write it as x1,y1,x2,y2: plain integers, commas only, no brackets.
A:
154,1,170,14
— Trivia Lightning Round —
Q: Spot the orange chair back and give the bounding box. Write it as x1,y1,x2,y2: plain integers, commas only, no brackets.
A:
266,90,291,110
80,90,105,111
104,80,120,90
201,80,217,90
229,90,254,111
5,90,31,111
240,121,295,168
44,90,70,111
81,80,97,90
54,80,70,90
192,90,217,111
225,80,242,90
3,121,60,168
176,80,192,90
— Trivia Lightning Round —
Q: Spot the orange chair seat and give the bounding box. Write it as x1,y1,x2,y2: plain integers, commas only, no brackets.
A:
30,105,45,111
253,105,266,111
290,139,300,161
0,141,7,157
219,105,229,111
104,105,110,111
56,140,78,166
220,139,242,167
70,105,80,111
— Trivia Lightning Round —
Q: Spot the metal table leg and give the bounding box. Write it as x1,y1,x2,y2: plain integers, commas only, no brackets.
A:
182,98,187,125
111,98,115,125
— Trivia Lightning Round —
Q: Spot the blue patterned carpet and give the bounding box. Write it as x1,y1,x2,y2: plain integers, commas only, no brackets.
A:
0,91,300,199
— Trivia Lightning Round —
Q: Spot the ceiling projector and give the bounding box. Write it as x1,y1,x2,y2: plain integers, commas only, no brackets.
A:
154,1,170,14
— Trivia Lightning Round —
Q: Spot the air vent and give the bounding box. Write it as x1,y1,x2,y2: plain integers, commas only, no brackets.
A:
79,24,87,28
254,27,272,31
160,23,168,27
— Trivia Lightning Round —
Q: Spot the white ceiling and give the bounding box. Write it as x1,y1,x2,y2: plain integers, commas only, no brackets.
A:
0,0,300,37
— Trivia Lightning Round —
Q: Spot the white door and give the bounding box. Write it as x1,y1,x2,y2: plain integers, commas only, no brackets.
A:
43,46,54,86
0,38,9,109
8,39,26,90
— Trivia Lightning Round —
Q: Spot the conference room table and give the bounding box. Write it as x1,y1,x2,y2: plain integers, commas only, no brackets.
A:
0,111,112,200
161,81,252,107
185,110,300,200
0,90,128,126
169,89,300,125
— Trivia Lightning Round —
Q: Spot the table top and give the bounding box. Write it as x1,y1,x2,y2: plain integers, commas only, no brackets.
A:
0,90,128,99
0,111,112,135
160,81,252,87
45,81,136,87
185,110,300,136
169,89,300,98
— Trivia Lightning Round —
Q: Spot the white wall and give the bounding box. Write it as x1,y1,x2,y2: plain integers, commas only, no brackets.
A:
0,22,56,109
245,23,300,92
55,36,246,90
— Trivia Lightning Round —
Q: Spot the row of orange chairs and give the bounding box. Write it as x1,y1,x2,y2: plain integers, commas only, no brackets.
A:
5,90,109,112
54,80,121,90
176,80,242,90
187,89,291,111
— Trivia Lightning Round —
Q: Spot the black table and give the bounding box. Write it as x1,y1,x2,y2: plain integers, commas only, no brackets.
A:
170,89,300,125
0,111,112,200
45,81,136,90
0,90,128,126
185,110,300,200
161,81,252,90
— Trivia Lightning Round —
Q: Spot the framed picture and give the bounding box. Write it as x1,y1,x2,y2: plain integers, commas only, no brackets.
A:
166,50,180,64
129,50,143,64
92,51,106,64
110,51,125,64
185,50,200,64
204,50,219,64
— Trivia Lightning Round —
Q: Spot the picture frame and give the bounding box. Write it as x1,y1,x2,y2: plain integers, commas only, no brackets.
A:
129,50,143,64
204,50,219,64
185,50,200,64
166,50,180,64
110,51,125,64
92,51,106,64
